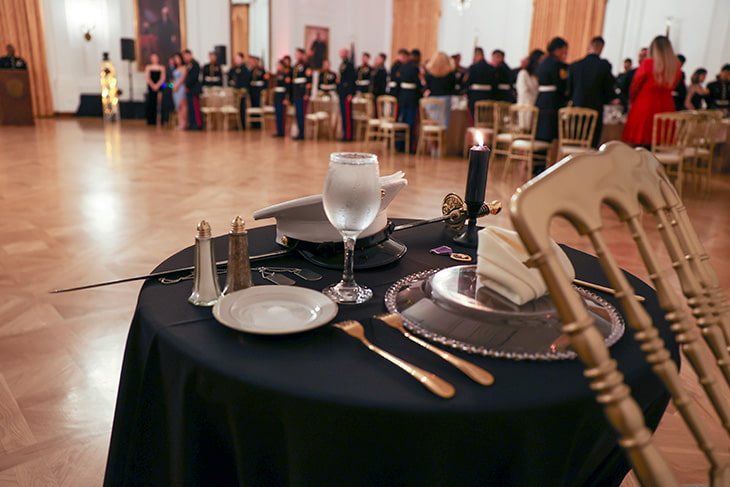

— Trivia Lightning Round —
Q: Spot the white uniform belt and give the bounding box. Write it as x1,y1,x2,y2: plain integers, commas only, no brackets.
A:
470,84,492,91
356,80,371,86
320,84,335,90
497,84,512,90
716,100,729,105
538,85,557,92
388,81,397,87
294,77,307,84
204,76,220,82
274,87,287,93
400,82,418,89
251,81,265,87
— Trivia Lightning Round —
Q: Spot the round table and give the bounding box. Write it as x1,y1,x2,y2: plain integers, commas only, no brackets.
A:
104,221,675,487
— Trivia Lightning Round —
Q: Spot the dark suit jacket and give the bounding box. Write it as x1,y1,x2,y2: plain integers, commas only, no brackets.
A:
567,53,615,110
184,59,202,95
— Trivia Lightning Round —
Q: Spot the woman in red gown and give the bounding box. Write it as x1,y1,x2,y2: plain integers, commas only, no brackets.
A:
622,36,681,147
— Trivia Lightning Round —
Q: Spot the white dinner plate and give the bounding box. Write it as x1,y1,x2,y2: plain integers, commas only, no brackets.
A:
213,286,338,335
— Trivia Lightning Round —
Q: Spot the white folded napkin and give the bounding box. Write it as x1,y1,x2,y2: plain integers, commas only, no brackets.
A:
476,226,575,305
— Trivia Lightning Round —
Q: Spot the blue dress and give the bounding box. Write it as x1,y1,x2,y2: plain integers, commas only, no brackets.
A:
172,68,185,109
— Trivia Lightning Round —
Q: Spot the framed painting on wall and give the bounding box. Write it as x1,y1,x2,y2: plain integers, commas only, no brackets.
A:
304,25,329,70
134,0,186,70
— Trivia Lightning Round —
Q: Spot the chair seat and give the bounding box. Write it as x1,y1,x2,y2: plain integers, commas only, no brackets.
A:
423,125,445,133
561,145,593,155
513,139,551,151
496,133,514,142
653,151,682,164
220,106,238,113
368,119,382,127
466,127,494,136
380,122,409,130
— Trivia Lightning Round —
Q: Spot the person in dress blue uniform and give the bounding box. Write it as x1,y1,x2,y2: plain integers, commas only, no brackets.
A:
356,52,373,95
291,48,312,140
567,36,615,147
337,47,357,141
372,53,388,99
182,49,203,130
0,44,27,69
229,52,251,129
394,49,421,152
672,54,687,111
491,49,515,102
201,51,223,87
318,59,337,97
707,64,730,113
463,47,496,118
248,57,267,109
272,59,291,137
387,49,408,97
535,37,569,142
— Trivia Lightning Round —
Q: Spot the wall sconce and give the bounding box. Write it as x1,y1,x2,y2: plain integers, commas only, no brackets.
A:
665,16,674,37
82,24,96,42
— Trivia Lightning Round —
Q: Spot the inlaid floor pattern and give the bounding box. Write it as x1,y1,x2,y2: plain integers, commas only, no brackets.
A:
1,118,729,486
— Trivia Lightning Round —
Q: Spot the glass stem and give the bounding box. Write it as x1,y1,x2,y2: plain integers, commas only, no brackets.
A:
341,235,357,287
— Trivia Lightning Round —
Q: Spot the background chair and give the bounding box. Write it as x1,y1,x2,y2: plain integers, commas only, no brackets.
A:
500,104,550,180
416,97,447,157
464,100,496,156
491,101,515,158
377,95,410,152
200,88,224,130
651,111,695,196
557,106,598,160
684,109,723,193
510,141,730,487
352,95,375,141
218,88,243,131
305,97,334,140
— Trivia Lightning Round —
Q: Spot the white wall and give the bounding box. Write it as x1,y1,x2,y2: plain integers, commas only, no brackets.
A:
270,0,393,72
599,0,729,77
438,0,533,69
41,0,231,112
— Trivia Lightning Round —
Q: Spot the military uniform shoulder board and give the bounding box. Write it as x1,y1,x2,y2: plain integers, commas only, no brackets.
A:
560,68,568,79
305,68,312,76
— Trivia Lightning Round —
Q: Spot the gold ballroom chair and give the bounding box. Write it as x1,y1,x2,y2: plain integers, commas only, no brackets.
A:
557,106,598,160
416,97,447,157
464,100,496,156
651,111,695,197
500,104,550,180
377,95,410,152
510,141,730,487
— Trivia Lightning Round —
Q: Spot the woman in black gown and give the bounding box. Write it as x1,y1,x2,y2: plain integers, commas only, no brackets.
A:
144,53,166,125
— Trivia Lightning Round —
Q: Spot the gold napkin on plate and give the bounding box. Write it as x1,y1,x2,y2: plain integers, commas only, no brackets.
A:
476,226,575,305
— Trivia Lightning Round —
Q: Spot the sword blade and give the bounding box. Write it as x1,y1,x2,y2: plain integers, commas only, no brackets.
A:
49,248,293,293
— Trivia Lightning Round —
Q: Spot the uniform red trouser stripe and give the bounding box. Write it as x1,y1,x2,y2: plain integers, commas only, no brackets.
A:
345,95,352,140
193,96,202,126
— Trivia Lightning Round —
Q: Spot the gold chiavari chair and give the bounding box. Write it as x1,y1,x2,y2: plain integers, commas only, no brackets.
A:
491,101,515,158
464,100,496,156
684,109,724,193
377,95,410,152
500,104,550,180
557,106,598,160
510,141,730,487
651,111,695,196
416,97,447,157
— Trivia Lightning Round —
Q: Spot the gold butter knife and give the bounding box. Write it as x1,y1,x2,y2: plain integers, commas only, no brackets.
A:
375,313,495,386
334,320,455,399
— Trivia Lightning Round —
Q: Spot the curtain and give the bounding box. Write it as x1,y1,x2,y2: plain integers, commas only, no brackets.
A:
391,0,441,63
529,0,607,64
0,0,54,116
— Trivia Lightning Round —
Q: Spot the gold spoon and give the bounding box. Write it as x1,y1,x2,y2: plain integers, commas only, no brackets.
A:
375,313,495,386
334,320,456,399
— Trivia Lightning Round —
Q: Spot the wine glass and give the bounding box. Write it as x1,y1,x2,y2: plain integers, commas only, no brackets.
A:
322,152,381,304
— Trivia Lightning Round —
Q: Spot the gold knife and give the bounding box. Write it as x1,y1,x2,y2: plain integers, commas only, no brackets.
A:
375,313,495,386
334,320,455,399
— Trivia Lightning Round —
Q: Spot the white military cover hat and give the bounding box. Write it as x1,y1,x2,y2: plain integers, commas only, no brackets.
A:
253,172,408,268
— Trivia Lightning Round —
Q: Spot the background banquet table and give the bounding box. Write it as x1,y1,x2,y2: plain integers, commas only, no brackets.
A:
104,220,676,487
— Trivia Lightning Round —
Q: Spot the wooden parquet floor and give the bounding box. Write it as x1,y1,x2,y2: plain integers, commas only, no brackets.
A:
1,118,729,486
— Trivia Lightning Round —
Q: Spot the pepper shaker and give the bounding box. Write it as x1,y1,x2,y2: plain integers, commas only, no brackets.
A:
222,216,253,295
188,220,222,306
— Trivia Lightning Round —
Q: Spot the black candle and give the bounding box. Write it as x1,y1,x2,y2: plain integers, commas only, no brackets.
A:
465,145,491,203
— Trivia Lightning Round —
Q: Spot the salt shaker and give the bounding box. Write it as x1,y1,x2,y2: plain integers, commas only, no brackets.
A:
222,216,253,295
188,220,221,306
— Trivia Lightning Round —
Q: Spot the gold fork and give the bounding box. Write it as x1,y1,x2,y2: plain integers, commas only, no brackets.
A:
334,320,456,399
375,313,495,386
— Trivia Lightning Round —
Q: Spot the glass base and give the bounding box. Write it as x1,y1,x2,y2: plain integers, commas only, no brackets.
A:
322,281,373,304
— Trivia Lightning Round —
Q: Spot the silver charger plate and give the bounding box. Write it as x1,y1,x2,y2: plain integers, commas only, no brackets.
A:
384,266,625,361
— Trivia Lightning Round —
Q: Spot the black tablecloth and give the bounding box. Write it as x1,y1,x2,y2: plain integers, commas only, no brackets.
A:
104,221,676,487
